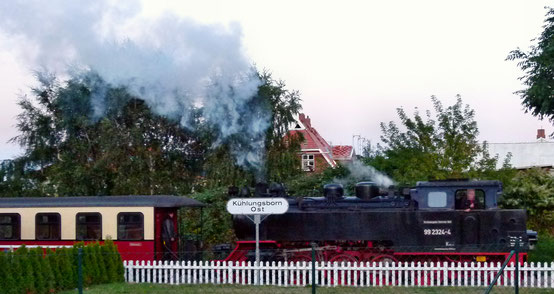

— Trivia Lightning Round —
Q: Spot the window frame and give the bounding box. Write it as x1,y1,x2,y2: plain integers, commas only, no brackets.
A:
0,213,21,240
35,212,62,241
75,212,102,241
117,212,144,241
455,189,486,210
302,154,315,171
427,191,448,208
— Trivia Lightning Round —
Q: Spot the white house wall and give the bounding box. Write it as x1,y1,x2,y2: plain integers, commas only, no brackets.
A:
487,141,554,169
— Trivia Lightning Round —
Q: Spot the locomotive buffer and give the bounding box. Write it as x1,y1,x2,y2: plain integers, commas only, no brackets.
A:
226,198,289,284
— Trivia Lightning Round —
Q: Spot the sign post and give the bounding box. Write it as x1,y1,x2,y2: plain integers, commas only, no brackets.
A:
226,197,289,284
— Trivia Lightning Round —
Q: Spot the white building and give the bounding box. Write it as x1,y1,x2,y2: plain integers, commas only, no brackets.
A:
487,129,554,172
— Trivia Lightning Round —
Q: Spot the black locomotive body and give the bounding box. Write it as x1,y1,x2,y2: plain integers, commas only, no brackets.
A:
227,180,531,263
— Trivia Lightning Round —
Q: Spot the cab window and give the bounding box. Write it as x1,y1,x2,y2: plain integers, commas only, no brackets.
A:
36,213,61,240
76,213,102,241
455,189,485,209
0,214,20,240
117,212,144,241
427,191,447,208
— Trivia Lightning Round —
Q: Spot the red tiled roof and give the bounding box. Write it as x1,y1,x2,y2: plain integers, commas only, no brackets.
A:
288,113,356,168
332,145,354,161
288,114,335,167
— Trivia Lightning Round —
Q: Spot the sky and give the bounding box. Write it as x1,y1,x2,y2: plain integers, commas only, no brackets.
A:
0,0,552,159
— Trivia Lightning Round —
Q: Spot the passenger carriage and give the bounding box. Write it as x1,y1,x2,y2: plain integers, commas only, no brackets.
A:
0,195,204,260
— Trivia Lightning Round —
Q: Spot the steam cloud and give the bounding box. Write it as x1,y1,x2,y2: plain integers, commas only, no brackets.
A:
0,0,268,174
334,160,395,188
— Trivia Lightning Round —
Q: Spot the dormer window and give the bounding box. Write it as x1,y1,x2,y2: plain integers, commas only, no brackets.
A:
302,154,315,171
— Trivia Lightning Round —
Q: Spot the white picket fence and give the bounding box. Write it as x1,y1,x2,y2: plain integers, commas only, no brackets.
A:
124,260,554,288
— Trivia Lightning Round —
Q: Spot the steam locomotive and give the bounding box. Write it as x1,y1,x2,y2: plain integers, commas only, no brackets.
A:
225,180,535,264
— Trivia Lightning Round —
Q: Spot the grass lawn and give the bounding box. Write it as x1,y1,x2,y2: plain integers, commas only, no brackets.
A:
58,283,553,293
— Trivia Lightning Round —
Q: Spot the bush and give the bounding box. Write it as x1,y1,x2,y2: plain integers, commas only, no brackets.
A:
0,242,124,293
529,233,554,263
57,247,76,290
29,248,47,294
15,246,35,294
502,168,554,232
0,251,17,294
47,249,62,291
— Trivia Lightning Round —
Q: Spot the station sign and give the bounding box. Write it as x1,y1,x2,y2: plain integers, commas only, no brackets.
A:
226,198,289,215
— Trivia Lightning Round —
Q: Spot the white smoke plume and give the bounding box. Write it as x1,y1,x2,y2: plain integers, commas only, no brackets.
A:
0,0,269,174
334,160,395,188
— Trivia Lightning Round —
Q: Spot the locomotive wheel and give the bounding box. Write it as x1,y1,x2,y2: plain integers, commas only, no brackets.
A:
289,253,312,263
288,253,312,286
414,257,441,287
327,254,359,286
370,255,399,286
371,254,398,264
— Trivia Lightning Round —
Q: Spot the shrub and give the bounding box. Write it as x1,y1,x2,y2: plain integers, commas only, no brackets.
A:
15,246,35,294
529,233,554,263
92,243,107,284
0,251,17,294
0,242,124,293
46,249,62,291
102,239,118,282
502,168,554,232
39,249,56,293
29,248,47,294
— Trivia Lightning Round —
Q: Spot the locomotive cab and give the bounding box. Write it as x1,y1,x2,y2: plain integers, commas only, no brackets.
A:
413,180,502,210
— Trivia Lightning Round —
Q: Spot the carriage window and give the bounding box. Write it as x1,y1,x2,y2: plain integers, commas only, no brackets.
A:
36,213,61,240
76,213,102,241
428,192,447,207
455,189,486,209
117,212,143,241
0,214,20,240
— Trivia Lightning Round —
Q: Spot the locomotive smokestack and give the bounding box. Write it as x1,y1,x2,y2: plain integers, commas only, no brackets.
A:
355,182,379,200
254,182,269,197
324,183,344,202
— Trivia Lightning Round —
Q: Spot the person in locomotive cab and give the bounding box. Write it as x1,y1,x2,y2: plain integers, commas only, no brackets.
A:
162,212,177,260
462,189,476,212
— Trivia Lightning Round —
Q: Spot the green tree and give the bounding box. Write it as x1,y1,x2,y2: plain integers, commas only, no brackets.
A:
0,251,17,294
29,248,47,294
2,69,302,198
15,246,35,294
101,239,118,283
2,73,206,197
202,71,303,187
285,164,349,196
364,96,512,185
507,7,554,123
56,247,76,289
502,168,554,232
46,249,62,291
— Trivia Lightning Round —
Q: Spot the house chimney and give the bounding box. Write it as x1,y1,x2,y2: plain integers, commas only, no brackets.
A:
299,113,311,128
537,128,546,139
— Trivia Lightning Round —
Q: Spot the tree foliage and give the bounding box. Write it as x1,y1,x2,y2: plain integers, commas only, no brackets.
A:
0,69,302,197
502,168,554,232
364,96,513,185
507,7,554,123
0,242,123,294
202,71,303,188
1,73,205,196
